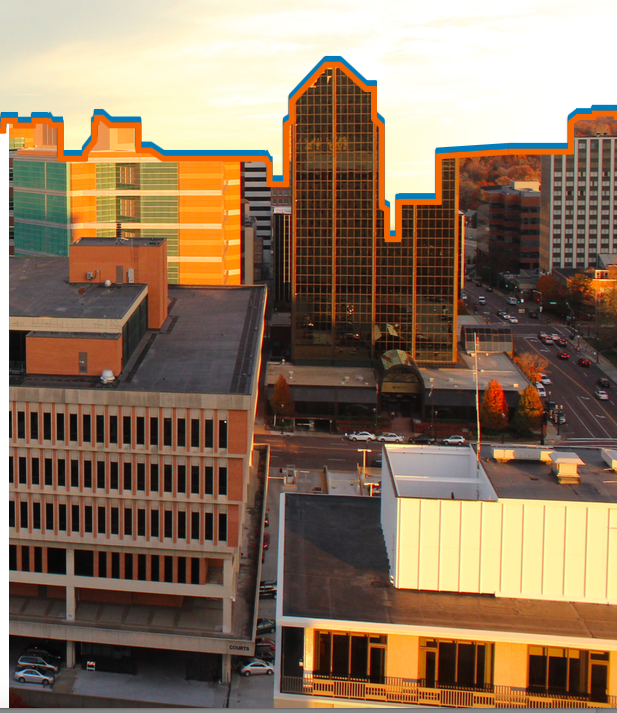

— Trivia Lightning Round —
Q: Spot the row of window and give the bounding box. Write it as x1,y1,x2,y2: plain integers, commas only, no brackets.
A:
9,456,229,497
10,499,228,542
10,411,228,450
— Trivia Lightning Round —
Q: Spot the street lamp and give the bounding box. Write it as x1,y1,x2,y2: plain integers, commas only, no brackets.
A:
357,448,372,487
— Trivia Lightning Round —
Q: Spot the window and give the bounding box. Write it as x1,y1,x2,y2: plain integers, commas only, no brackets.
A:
150,417,158,446
17,411,25,439
137,463,145,491
71,504,80,533
136,417,145,445
314,632,387,683
30,412,39,440
9,501,16,527
32,502,41,529
111,508,119,535
164,418,172,446
421,639,492,690
99,551,107,577
164,555,173,583
191,419,200,448
191,512,200,540
191,465,200,494
219,467,227,496
110,462,119,489
98,506,106,534
84,460,92,488
123,416,132,445
56,413,65,442
111,552,120,578
45,503,53,530
205,512,214,540
58,459,66,487
9,411,12,439
178,557,186,584
138,554,147,580
205,419,214,448
59,504,67,531
219,420,228,449
44,458,53,486
71,459,79,488
97,461,105,489
177,465,186,493
151,554,160,581
43,413,52,440
528,646,609,702
164,511,173,538
82,414,91,442
137,509,146,536
123,462,132,491
96,415,105,443
31,457,40,485
205,466,214,495
9,456,13,484
178,511,186,539
124,508,132,536
19,457,27,484
151,509,159,537
69,414,78,442
150,463,159,492
164,464,173,492
109,415,118,444
20,502,29,529
219,513,227,541
85,506,93,533
177,418,186,447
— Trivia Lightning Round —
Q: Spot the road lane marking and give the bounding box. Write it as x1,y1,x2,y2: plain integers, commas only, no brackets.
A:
577,396,612,438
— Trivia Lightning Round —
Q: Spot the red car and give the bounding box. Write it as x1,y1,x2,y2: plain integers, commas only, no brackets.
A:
263,532,270,550
578,358,591,367
558,352,570,360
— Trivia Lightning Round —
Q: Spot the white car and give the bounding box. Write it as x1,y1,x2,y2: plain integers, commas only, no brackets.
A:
14,668,54,686
239,658,275,676
550,333,560,341
536,383,547,397
345,431,376,442
443,435,466,446
377,432,404,443
508,317,519,324
478,296,486,304
538,374,552,385
595,390,609,401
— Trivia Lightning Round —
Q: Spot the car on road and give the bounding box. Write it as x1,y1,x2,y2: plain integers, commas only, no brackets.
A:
475,281,483,287
555,338,568,347
377,432,404,443
595,390,609,400
535,383,547,398
14,668,54,686
262,533,270,550
550,333,560,341
538,373,552,385
538,332,548,340
239,658,275,676
529,311,539,319
578,358,592,367
410,434,436,445
558,352,570,360
345,431,376,442
598,378,611,389
507,316,519,324
478,296,486,304
17,655,59,674
551,412,567,425
486,286,493,292
259,580,277,598
256,618,276,635
443,435,465,446
264,514,269,527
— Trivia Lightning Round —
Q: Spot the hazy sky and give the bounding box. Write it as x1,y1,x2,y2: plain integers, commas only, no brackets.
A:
2,0,616,202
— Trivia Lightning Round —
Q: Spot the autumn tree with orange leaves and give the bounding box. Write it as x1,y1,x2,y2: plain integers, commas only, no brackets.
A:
479,380,509,432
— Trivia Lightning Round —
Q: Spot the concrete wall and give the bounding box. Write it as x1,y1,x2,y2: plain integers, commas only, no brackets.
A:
386,634,419,680
493,642,528,689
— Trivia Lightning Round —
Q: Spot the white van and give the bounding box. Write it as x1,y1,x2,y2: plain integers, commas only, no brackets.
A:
507,297,518,306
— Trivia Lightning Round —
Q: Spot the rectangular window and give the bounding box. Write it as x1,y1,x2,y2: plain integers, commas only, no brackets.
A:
57,459,66,487
151,554,160,582
71,460,79,488
9,456,13,484
178,511,186,539
9,411,12,439
205,513,213,540
219,513,227,541
219,467,227,496
69,413,78,442
150,463,159,492
45,502,53,530
43,413,52,440
19,456,27,484
84,460,92,488
191,419,200,448
219,420,228,449
205,466,214,495
71,504,80,533
150,417,158,446
125,552,134,578
163,418,172,446
56,413,65,442
164,464,173,492
17,411,25,439
33,502,41,529
164,555,173,583
164,511,173,538
177,419,186,447
124,508,132,536
123,462,132,491
31,457,40,485
44,458,53,486
191,465,200,494
97,461,105,489
111,507,119,535
82,414,91,442
111,552,120,578
9,544,16,569
109,415,118,444
138,553,146,581
136,417,145,445
20,502,29,529
191,558,200,584
96,415,105,443
98,506,106,534
191,511,200,540
123,416,132,445
85,506,93,533
177,465,186,493
205,419,213,448
99,551,107,577
177,556,186,584
137,463,145,491
21,544,30,571
151,509,159,537
137,509,146,536
30,412,39,440
110,462,119,489
59,504,67,531
421,639,491,690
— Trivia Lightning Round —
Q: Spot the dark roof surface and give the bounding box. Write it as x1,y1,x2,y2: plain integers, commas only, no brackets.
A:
282,494,617,641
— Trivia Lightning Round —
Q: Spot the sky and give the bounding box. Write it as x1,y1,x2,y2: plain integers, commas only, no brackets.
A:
2,0,616,204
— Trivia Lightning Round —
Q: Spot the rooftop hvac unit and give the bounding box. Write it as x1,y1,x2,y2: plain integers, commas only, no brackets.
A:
127,268,135,284
104,279,112,287
100,370,115,384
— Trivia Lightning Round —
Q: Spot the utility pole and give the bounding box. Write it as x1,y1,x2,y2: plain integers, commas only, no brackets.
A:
474,334,481,462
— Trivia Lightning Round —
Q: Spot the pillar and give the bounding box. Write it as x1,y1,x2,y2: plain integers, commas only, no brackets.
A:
222,558,233,633
221,653,232,684
66,640,76,669
66,547,75,621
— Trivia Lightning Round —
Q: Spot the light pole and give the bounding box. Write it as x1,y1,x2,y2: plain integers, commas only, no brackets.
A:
357,448,372,488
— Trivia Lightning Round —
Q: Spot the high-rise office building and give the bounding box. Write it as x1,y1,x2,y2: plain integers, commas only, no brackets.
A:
540,134,617,271
242,161,272,280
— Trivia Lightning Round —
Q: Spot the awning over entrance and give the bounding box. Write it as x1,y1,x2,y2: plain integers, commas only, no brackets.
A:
379,350,425,394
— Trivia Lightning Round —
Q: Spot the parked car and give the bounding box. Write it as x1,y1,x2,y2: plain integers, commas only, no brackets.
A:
17,655,59,674
255,637,276,652
538,373,552,385
345,431,376,442
486,286,493,292
264,514,269,527
410,434,436,445
23,645,62,664
262,533,270,550
598,378,611,389
536,383,547,398
259,580,277,598
595,390,609,401
529,311,539,319
377,432,404,443
239,658,275,676
443,435,465,446
256,618,276,635
14,668,54,686
578,358,592,367
558,352,570,360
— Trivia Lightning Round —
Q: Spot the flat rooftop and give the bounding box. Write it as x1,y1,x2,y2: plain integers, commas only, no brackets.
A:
266,363,376,389
282,494,617,641
421,352,529,393
10,257,144,321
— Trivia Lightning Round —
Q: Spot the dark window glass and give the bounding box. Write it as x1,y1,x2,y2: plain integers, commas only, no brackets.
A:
98,506,106,534
97,461,105,489
111,552,120,578
32,502,41,529
205,419,213,448
59,504,67,531
45,503,54,530
164,555,173,583
58,459,66,487
219,513,227,541
191,511,200,540
70,459,79,488
178,556,186,584
30,412,39,440
191,557,200,584
21,544,30,571
191,419,200,448
85,506,93,533
177,465,186,493
19,457,27,484
71,504,80,533
9,501,16,527
98,551,107,577
31,457,40,485
219,467,227,496
137,463,145,491
219,420,228,449
164,464,172,492
84,460,92,488
205,512,214,540
138,553,147,580
136,417,145,445
9,545,17,570
44,458,53,486
9,411,12,439
110,462,119,489
124,508,132,536
111,507,119,535
109,415,118,444
34,547,43,573
178,510,186,539
150,417,158,446
9,456,13,484
82,414,91,442
150,463,159,492
69,414,78,442
205,466,214,495
177,419,186,447
123,462,132,491
163,418,172,446
123,416,132,445
191,465,200,494
164,511,173,538
43,413,52,440
137,509,146,536
151,554,160,582
17,411,25,439
96,415,105,443
151,509,159,537
56,413,65,441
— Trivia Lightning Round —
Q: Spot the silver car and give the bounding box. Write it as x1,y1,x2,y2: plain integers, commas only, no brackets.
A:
17,654,59,673
14,668,55,686
239,658,275,676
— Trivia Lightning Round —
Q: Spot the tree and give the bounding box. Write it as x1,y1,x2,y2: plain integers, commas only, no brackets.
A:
514,352,548,385
270,375,294,419
512,386,544,433
479,380,509,432
566,273,594,315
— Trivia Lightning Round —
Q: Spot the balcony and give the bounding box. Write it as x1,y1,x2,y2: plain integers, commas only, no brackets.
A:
280,676,615,708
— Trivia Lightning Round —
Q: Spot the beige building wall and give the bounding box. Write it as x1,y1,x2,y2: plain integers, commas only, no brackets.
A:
386,634,419,679
493,642,528,688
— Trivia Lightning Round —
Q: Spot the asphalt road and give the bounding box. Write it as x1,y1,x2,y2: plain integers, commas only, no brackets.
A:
464,279,617,444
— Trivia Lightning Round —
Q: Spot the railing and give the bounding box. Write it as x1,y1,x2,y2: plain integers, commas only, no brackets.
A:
280,676,616,708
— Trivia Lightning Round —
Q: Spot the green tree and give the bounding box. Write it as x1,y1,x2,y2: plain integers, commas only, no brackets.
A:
512,386,544,433
479,379,509,432
270,375,294,419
